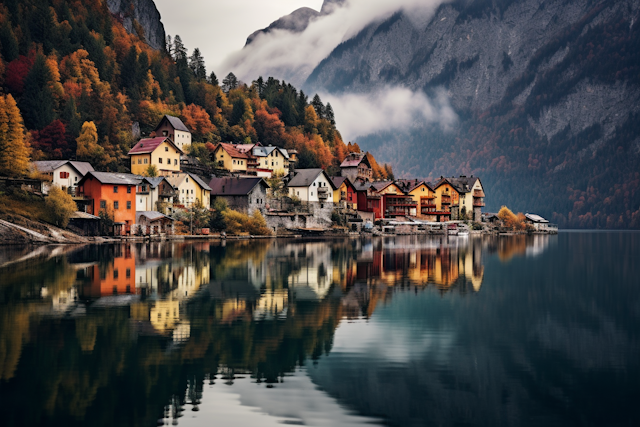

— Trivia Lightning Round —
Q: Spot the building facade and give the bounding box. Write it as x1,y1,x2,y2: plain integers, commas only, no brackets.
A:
128,137,183,176
154,115,192,151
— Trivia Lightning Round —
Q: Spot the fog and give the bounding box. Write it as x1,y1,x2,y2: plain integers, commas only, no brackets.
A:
221,0,448,86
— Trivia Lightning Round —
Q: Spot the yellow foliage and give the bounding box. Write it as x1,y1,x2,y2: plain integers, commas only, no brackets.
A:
0,93,30,177
223,209,272,236
46,185,77,228
497,206,527,230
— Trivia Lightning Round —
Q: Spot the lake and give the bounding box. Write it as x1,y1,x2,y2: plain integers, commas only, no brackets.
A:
0,232,638,427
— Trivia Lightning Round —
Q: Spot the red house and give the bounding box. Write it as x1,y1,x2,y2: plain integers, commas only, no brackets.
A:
77,172,143,235
331,176,358,209
354,182,383,219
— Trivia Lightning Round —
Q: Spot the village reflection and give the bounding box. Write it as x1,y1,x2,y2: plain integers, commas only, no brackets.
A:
0,234,553,427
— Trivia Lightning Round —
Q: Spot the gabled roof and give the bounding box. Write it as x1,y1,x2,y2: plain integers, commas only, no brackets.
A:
439,176,481,194
287,169,334,188
215,142,250,159
235,143,256,154
33,160,94,176
340,152,371,168
142,176,170,189
155,115,190,133
395,179,432,193
167,172,211,191
80,171,143,186
371,181,400,193
128,137,183,155
208,177,268,196
525,213,548,223
253,145,290,159
331,176,357,192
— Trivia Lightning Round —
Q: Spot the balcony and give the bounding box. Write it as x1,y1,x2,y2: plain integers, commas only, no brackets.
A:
473,189,485,197
318,187,330,199
441,195,451,204
473,198,485,207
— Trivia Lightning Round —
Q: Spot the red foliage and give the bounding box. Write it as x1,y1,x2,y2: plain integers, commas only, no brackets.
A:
254,108,286,146
31,120,68,159
5,55,35,96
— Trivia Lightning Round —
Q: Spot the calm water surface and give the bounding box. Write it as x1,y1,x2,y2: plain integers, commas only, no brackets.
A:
0,232,638,427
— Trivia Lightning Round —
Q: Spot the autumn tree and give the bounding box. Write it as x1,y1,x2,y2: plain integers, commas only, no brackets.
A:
145,164,158,177
46,186,77,228
303,105,318,135
76,121,105,164
0,94,30,177
497,206,527,230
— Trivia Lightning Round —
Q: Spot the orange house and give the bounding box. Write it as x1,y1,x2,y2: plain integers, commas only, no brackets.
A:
78,172,143,235
433,178,460,222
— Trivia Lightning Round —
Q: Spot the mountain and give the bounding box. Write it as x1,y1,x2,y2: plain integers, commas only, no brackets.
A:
297,0,640,228
106,0,166,51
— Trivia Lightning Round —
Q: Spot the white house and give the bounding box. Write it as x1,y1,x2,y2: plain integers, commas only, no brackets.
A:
154,115,192,151
287,168,335,203
167,172,211,208
135,177,176,213
33,160,94,194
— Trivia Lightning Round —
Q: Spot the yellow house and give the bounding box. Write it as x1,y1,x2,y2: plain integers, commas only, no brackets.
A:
396,180,437,218
212,143,249,173
433,178,460,222
444,175,485,221
330,176,357,209
167,172,211,208
252,145,290,176
128,137,183,176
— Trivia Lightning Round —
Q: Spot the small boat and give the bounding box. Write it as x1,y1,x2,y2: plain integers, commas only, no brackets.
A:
447,223,458,235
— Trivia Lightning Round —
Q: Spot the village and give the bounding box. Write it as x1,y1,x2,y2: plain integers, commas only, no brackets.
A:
18,115,557,239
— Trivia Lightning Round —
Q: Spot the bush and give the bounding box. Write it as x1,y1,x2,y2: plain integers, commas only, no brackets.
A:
45,186,77,228
223,209,272,236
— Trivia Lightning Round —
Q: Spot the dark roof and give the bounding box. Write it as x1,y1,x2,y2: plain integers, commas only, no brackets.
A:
371,181,398,193
208,177,268,196
156,115,190,133
128,137,183,155
143,177,169,189
136,211,174,222
395,179,432,193
331,176,347,188
287,169,328,188
81,171,143,186
441,176,481,194
340,152,371,168
33,160,94,176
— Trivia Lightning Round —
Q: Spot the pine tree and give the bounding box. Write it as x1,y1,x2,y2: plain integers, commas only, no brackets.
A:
325,103,336,125
222,72,238,93
0,94,30,177
208,71,219,86
311,94,325,120
19,54,55,130
0,22,19,62
189,48,206,80
173,35,187,61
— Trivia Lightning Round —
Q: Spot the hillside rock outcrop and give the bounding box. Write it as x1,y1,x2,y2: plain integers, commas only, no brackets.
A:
106,0,166,51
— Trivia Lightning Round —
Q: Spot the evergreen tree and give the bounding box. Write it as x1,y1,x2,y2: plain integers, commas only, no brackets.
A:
29,0,55,53
297,90,308,119
166,35,173,56
189,48,206,80
173,35,187,61
222,72,238,93
253,76,265,98
0,22,19,62
208,71,219,86
325,103,336,125
0,94,30,177
311,94,325,120
120,45,139,92
19,54,55,130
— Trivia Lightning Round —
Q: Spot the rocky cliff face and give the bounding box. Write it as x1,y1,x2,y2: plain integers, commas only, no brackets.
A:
106,0,166,51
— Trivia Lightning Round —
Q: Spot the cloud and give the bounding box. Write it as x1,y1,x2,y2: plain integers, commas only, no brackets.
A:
220,0,448,86
322,86,457,141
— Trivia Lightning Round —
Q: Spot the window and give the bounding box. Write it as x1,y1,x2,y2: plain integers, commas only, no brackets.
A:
127,186,131,193
311,192,314,196
191,189,193,194
127,201,131,209
182,189,184,193
113,269,118,279
272,162,274,167
75,176,78,181
114,201,119,210
165,147,168,152
138,159,141,164
126,268,131,278
233,160,236,164
100,200,106,209
113,186,118,193
313,182,316,186
159,158,163,164
162,130,168,136
167,158,170,164
60,171,69,179
174,159,177,165
186,177,189,182
144,158,148,164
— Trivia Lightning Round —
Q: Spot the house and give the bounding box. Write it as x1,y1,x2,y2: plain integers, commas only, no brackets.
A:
166,172,211,208
287,169,335,203
432,178,460,222
135,177,176,213
444,175,485,221
128,137,183,176
340,152,373,183
77,171,142,235
211,143,250,173
251,145,291,176
331,176,357,209
208,177,270,214
371,181,417,218
396,179,437,220
154,115,192,151
354,181,382,220
135,211,175,235
32,160,94,195
524,213,556,232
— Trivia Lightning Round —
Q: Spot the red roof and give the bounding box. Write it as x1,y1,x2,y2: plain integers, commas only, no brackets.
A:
217,142,250,159
128,137,182,155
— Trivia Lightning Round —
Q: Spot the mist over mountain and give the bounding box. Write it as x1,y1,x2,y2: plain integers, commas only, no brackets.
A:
243,0,640,228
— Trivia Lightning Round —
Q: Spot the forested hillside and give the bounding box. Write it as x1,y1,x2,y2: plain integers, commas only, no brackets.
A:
0,0,392,179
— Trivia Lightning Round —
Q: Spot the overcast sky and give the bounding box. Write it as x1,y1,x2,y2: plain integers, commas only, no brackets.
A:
154,0,324,75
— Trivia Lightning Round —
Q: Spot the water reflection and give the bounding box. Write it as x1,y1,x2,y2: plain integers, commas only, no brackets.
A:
4,232,636,427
